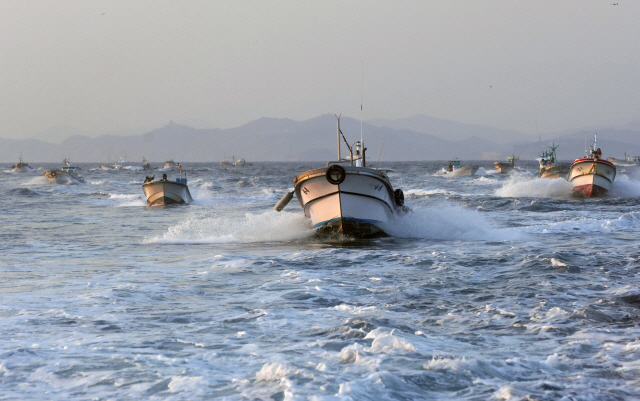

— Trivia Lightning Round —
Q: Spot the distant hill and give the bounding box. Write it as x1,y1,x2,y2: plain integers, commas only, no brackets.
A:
2,115,639,162
368,114,536,143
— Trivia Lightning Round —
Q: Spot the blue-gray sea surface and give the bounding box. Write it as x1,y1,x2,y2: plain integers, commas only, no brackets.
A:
1,161,640,400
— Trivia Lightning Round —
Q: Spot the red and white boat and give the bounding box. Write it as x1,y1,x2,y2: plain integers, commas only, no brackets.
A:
567,136,616,197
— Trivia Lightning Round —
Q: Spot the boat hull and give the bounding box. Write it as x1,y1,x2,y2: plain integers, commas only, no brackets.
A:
294,167,398,237
143,181,192,206
12,166,34,173
434,166,479,177
539,164,570,179
568,159,616,197
494,163,512,174
44,170,84,184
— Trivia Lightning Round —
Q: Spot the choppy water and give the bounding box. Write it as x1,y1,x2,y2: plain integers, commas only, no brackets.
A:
2,161,640,400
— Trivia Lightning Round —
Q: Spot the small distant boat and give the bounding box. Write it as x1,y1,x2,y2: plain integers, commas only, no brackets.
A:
61,158,81,174
568,136,616,197
274,116,406,237
233,158,253,166
142,165,192,206
164,160,178,169
433,159,479,177
100,157,128,170
607,153,639,166
142,157,154,171
43,169,84,184
494,155,519,174
11,155,34,172
538,144,570,179
220,156,252,167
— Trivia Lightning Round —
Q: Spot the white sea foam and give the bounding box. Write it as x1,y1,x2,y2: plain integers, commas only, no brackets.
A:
146,211,314,244
365,329,416,353
405,188,455,197
610,174,640,197
383,205,527,241
495,175,574,198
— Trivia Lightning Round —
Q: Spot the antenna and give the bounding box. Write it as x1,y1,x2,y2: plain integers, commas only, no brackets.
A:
377,140,385,165
360,61,363,145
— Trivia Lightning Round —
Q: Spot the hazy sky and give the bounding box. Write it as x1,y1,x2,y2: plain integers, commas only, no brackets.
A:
1,1,639,140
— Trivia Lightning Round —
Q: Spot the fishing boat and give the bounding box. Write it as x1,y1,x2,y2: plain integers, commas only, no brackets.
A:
233,158,253,166
220,156,252,167
607,153,640,166
538,144,570,179
432,159,479,177
141,157,154,171
11,156,34,172
274,116,406,237
100,161,115,170
43,169,84,184
61,158,81,174
100,157,128,170
494,155,519,174
568,136,616,197
142,165,192,206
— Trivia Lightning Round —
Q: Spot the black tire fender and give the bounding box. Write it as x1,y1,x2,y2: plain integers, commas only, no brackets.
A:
394,188,404,207
326,165,346,185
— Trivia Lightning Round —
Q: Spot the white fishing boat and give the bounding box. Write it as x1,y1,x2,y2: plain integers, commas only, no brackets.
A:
11,156,34,172
494,155,519,174
233,158,253,166
220,156,252,167
537,144,570,179
142,166,192,206
43,169,85,184
432,159,479,177
163,160,178,169
61,158,81,174
274,116,406,237
100,157,128,170
607,153,640,166
568,136,616,197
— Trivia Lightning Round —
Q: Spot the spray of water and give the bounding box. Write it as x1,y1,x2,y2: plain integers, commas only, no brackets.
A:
146,211,314,244
383,205,528,241
495,175,573,198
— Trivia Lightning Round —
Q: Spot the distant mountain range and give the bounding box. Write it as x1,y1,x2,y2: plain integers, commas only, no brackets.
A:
2,114,639,163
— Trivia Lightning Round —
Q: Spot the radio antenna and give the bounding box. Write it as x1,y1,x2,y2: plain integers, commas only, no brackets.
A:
360,61,363,144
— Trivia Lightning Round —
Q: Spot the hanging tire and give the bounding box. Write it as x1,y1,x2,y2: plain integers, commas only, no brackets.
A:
394,189,404,207
326,165,346,185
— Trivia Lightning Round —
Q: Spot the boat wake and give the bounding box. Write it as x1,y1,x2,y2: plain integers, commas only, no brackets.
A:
495,175,574,198
145,211,314,244
381,205,528,241
609,174,640,197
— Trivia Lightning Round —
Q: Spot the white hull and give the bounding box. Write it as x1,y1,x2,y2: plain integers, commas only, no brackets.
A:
494,163,512,174
433,166,479,177
44,170,84,184
568,159,616,197
142,181,192,206
539,164,570,179
12,166,34,173
295,167,398,236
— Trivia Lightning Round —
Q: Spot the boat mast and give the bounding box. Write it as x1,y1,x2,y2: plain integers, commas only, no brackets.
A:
359,62,365,167
337,115,341,161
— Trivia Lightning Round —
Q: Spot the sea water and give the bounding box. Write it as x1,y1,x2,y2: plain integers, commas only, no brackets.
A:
1,161,640,400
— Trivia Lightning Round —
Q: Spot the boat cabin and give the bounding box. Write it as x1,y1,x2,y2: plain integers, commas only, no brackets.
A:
447,160,461,171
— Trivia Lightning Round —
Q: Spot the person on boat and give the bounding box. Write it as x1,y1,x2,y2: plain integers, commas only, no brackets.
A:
595,148,602,159
162,173,167,181
448,163,453,172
